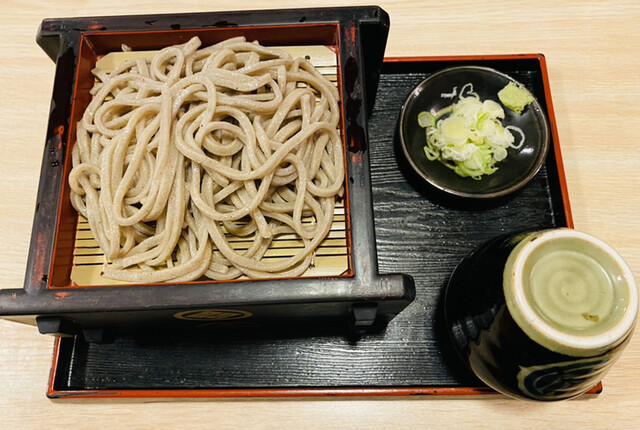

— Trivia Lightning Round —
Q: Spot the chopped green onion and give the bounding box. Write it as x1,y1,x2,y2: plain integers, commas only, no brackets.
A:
417,83,525,180
418,111,435,128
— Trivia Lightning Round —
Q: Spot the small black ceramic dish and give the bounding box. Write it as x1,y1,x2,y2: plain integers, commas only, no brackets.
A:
398,66,550,199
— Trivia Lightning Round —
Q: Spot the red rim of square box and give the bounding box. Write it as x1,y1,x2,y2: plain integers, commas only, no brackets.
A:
51,23,353,289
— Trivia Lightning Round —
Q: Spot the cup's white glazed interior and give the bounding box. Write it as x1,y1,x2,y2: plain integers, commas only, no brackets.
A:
504,228,638,357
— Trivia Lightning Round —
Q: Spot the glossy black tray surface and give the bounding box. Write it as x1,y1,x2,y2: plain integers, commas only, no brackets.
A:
50,56,569,396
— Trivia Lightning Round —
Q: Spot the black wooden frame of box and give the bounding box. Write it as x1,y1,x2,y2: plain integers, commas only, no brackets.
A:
0,7,415,338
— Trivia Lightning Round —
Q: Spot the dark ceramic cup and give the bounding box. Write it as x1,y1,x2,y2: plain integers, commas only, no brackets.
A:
445,228,637,401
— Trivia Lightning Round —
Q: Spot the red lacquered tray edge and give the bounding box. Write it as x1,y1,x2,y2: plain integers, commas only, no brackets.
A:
46,337,602,399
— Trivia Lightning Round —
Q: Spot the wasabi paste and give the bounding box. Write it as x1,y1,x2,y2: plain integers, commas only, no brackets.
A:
498,82,534,115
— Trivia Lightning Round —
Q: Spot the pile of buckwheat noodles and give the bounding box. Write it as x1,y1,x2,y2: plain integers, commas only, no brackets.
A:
69,36,344,282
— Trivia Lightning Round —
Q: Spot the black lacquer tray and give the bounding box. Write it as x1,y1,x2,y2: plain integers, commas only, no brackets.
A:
47,55,592,398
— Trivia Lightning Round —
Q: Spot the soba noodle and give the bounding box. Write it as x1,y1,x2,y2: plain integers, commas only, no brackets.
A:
69,36,344,282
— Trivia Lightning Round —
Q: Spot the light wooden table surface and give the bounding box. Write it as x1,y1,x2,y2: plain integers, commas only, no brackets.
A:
1,1,639,428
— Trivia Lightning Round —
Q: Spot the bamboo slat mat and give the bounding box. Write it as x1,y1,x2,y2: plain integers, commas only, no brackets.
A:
70,44,347,286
